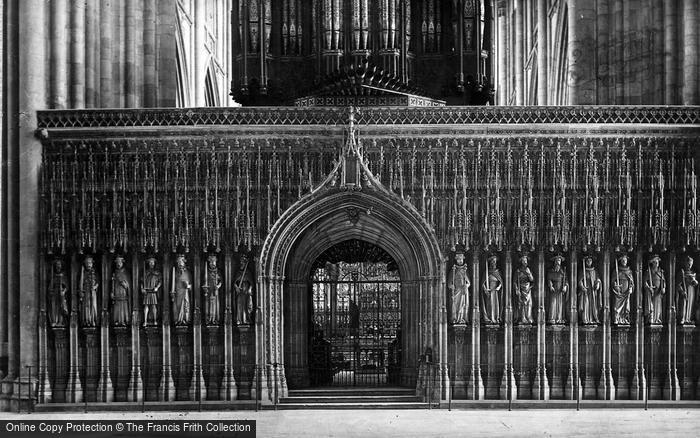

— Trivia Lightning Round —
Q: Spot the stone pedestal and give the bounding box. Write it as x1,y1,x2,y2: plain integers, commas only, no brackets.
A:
83,327,100,402
236,325,254,399
547,324,567,399
677,326,695,400
646,324,664,400
514,324,535,399
203,325,222,400
579,326,600,399
483,325,501,399
450,325,468,399
612,325,631,399
173,326,192,401
112,326,131,401
142,326,161,402
51,327,69,403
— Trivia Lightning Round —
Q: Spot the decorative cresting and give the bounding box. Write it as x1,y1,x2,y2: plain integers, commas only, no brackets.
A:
36,106,700,129
258,107,446,401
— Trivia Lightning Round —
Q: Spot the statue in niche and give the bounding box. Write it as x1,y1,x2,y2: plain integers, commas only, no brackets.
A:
643,254,666,325
170,254,192,326
481,254,503,324
110,255,131,326
141,255,162,326
447,249,470,325
79,255,99,327
513,253,535,324
677,255,698,325
234,253,254,325
202,253,222,325
547,254,569,324
47,258,69,328
612,254,634,325
578,255,602,325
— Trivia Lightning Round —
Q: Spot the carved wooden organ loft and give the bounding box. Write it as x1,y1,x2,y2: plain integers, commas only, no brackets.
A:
35,105,700,404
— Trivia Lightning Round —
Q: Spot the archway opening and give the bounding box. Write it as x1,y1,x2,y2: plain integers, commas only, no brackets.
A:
308,240,402,387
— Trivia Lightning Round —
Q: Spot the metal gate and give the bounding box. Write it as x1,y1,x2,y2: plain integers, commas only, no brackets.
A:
309,262,401,387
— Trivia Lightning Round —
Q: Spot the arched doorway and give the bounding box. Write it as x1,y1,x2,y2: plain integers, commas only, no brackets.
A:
308,240,402,387
258,188,447,400
257,115,446,401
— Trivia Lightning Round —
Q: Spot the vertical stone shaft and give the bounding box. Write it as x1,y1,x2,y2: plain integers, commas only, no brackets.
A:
194,0,206,106
682,0,699,104
496,2,507,105
612,0,624,104
50,0,68,109
652,0,664,104
85,1,98,107
536,0,547,105
18,0,46,405
514,0,524,105
143,0,157,107
99,0,113,107
160,253,175,401
128,254,142,402
664,0,678,104
125,0,137,107
596,0,610,104
70,0,85,108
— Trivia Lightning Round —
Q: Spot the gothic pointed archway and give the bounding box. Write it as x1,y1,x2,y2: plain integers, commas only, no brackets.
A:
256,112,446,401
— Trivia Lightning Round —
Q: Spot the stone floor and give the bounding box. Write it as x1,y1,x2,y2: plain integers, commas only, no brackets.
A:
1,408,699,437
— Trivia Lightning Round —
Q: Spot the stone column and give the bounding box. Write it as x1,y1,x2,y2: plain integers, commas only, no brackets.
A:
599,250,615,399
567,0,596,104
189,254,205,401
664,0,678,104
125,0,137,107
97,254,113,402
651,0,664,104
194,0,206,106
534,250,549,399
17,0,47,409
159,253,175,401
536,0,547,105
612,0,624,104
84,1,98,107
143,0,157,107
67,255,82,403
664,252,680,400
127,254,143,402
496,0,507,105
50,0,68,109
500,250,516,400
469,250,484,399
99,0,113,107
220,252,236,400
632,251,646,400
565,251,577,399
157,0,178,107
596,0,610,104
38,259,51,403
682,0,699,105
514,0,524,105
1,0,18,406
70,0,85,108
